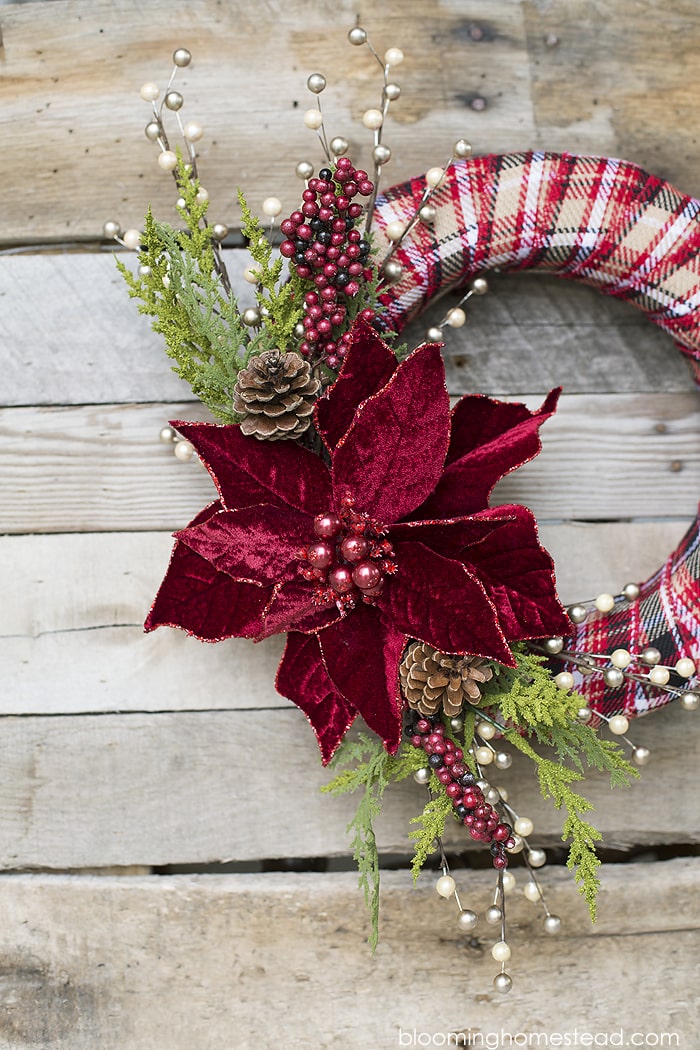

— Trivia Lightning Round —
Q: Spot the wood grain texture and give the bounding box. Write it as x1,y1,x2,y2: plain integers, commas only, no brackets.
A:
523,0,700,195
2,394,697,532
1,254,695,406
2,523,691,715
0,703,696,869
0,862,696,1049
3,1,700,244
1,0,699,1039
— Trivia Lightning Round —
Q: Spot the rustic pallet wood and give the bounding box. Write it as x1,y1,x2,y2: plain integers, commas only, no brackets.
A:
2,0,700,1040
3,393,698,532
2,522,692,715
3,0,700,243
1,254,695,404
0,702,695,870
0,862,696,1049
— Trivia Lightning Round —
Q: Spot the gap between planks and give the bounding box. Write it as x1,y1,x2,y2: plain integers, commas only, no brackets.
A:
2,394,699,532
1,253,695,404
0,704,696,869
1,522,692,715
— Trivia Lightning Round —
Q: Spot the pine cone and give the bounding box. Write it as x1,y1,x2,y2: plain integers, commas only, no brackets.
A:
399,641,493,717
233,349,321,440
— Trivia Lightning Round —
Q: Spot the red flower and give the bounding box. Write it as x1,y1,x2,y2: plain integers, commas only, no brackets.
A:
146,321,569,761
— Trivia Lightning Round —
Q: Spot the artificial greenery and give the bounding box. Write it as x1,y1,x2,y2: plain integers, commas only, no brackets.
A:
484,648,636,786
238,191,305,351
409,789,452,880
324,645,637,943
117,158,265,421
477,647,637,919
119,159,399,428
322,734,424,951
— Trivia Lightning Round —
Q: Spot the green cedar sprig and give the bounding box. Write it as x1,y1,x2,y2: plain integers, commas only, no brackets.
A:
478,648,637,917
237,190,305,350
408,789,452,879
482,649,637,787
500,726,604,917
323,646,637,942
322,734,407,951
117,158,280,421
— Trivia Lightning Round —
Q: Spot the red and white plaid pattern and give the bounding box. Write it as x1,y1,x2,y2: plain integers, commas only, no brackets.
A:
375,153,700,717
375,152,700,378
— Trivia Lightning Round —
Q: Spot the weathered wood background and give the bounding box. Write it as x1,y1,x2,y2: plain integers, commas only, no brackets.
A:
1,0,699,1047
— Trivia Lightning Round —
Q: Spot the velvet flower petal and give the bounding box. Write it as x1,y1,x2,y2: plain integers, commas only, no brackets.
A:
174,420,332,515
331,341,450,523
276,632,356,763
388,512,517,562
417,389,560,519
176,505,310,586
379,540,514,664
258,578,343,638
462,504,572,640
145,536,273,642
318,603,406,754
314,319,398,451
148,320,567,762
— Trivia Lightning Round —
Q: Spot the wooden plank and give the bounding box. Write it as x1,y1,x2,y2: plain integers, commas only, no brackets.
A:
4,1,700,246
0,703,696,869
2,522,690,715
0,862,695,1048
1,254,694,405
523,0,700,200
1,394,697,533
0,0,536,244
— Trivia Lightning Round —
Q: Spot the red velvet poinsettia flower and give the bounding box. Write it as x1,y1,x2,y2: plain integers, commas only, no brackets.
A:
146,320,570,762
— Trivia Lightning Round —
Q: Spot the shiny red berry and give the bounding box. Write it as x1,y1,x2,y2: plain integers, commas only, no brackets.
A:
340,534,369,562
306,542,334,569
329,565,355,595
314,513,341,539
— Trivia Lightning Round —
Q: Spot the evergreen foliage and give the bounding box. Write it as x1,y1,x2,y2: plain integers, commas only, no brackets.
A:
117,160,279,421
322,735,395,951
409,790,452,880
324,645,637,939
237,191,304,350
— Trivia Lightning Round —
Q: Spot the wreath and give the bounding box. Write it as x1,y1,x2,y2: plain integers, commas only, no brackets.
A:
109,29,700,995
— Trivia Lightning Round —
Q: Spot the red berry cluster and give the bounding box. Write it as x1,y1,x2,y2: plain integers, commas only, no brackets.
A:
299,496,397,611
279,158,376,370
406,715,514,870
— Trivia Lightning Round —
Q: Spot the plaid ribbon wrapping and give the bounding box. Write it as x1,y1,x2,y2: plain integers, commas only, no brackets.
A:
375,152,700,718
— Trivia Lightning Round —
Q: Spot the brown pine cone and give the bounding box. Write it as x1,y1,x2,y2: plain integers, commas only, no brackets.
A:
399,641,493,718
233,349,321,440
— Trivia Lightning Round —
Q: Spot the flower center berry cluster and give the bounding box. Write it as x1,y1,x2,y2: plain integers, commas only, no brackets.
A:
279,158,376,370
406,715,514,869
299,495,397,611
